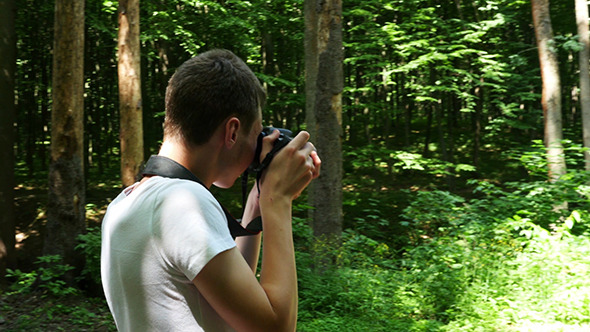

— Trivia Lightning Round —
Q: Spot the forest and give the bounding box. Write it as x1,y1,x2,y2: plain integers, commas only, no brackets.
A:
1,0,590,331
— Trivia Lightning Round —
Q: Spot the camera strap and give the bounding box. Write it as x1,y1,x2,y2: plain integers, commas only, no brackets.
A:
242,139,285,200
142,155,262,239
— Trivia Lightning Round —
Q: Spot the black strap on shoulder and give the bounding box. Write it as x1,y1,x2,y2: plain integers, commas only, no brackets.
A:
142,155,262,239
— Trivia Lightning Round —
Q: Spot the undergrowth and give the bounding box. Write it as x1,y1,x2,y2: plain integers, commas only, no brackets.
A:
1,254,116,331
4,144,590,331
297,175,590,331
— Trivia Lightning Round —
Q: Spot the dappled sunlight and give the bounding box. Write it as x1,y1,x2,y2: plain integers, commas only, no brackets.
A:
514,322,590,332
4,0,589,330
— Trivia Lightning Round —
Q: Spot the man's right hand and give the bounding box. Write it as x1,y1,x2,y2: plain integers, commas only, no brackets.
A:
258,130,321,202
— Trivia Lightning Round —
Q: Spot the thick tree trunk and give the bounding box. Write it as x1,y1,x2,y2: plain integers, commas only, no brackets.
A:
118,0,144,186
45,0,86,271
304,0,343,241
0,0,16,279
576,0,590,170
531,0,566,181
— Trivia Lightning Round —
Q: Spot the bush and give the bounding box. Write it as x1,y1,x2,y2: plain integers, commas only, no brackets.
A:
442,217,590,331
297,231,443,331
5,255,78,297
399,182,590,330
76,226,103,285
297,175,590,331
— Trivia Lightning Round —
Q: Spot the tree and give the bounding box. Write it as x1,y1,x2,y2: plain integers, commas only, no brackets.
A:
531,0,566,181
304,0,344,242
0,0,16,279
44,0,86,271
576,0,590,170
118,0,143,186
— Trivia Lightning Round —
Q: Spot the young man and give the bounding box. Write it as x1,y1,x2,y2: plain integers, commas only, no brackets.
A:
101,49,321,331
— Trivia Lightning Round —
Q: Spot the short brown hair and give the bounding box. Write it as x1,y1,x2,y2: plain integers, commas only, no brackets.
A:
164,49,266,145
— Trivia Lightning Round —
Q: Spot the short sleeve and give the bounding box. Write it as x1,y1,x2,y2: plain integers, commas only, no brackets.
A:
153,180,236,281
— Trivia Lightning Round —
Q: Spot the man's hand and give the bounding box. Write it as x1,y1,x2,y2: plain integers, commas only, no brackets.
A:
259,130,321,201
196,130,321,332
236,131,320,272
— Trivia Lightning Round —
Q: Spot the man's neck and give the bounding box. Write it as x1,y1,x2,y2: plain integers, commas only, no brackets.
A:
158,139,221,188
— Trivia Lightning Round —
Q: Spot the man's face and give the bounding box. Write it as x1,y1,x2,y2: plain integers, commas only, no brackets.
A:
213,110,263,188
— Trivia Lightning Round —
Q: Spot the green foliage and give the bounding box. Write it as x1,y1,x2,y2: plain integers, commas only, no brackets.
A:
2,254,116,331
4,268,37,295
298,232,441,331
76,227,103,285
10,0,590,330
442,215,590,331
400,179,590,329
515,139,590,180
1,292,117,332
5,255,77,297
299,171,590,330
344,144,476,185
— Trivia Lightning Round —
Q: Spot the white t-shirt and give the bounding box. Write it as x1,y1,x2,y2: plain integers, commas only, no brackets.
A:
101,176,237,331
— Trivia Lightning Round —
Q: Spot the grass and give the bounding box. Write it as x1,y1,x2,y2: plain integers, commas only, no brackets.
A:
0,291,116,331
294,227,590,331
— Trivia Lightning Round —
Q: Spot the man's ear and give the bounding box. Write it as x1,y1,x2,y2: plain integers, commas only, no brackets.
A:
224,117,240,148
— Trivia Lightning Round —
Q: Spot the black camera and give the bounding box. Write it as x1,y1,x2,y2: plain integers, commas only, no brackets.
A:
237,127,293,235
249,127,293,173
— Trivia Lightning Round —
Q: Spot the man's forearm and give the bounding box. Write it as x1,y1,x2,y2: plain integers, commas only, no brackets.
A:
258,195,298,332
235,190,262,272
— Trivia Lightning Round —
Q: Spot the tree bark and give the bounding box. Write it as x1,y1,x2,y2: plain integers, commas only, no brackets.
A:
531,0,566,181
118,0,144,187
44,0,86,271
576,0,590,170
304,0,343,241
471,76,484,168
0,0,16,279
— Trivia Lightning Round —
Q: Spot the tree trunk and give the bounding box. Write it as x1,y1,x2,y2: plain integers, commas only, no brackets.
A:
472,77,484,168
422,106,433,158
304,0,343,242
531,0,566,181
118,0,144,187
0,0,16,279
403,75,413,147
45,0,86,272
576,0,590,170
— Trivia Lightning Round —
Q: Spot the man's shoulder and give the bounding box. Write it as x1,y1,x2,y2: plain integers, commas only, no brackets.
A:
148,177,221,212
153,176,213,199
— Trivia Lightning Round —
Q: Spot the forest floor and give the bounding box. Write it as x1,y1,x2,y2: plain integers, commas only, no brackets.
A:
0,184,120,331
0,177,274,331
0,291,115,331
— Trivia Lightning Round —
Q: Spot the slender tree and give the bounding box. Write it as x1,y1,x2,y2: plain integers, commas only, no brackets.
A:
0,0,16,279
304,0,344,242
44,0,86,271
118,0,143,186
576,0,590,170
531,0,566,181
